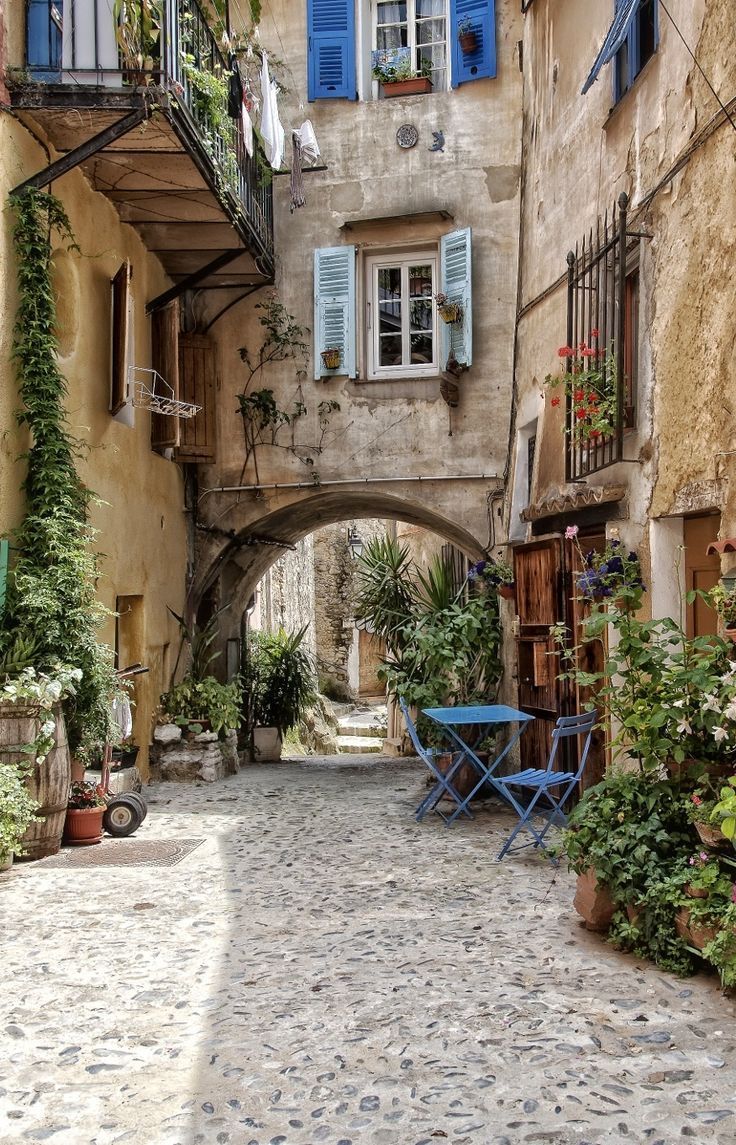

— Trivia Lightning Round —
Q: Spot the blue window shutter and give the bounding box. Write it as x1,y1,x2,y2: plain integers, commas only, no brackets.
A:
314,246,357,379
0,539,9,619
307,0,356,101
27,0,63,79
450,0,496,88
582,0,641,94
440,228,472,369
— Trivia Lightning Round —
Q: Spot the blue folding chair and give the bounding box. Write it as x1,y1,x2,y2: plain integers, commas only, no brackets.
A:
494,710,597,862
399,698,471,823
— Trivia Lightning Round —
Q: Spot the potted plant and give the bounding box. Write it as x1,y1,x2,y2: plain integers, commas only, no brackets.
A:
563,525,644,604
0,764,39,871
434,291,463,324
468,556,515,599
708,583,736,639
160,676,242,738
242,626,316,761
321,348,341,371
63,779,107,846
458,17,478,54
112,0,161,84
372,49,433,97
545,332,618,444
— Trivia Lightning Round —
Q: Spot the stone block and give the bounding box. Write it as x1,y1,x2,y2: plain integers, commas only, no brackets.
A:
154,723,182,744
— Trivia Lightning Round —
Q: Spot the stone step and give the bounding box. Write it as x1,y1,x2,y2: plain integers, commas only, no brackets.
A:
336,735,384,754
337,721,387,738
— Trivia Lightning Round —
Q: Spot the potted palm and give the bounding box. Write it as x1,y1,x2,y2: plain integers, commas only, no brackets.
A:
242,626,315,761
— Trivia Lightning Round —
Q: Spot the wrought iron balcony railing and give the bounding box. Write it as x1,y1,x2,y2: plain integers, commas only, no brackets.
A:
23,0,273,264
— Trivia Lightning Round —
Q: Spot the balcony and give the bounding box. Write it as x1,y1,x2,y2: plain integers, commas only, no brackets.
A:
12,0,274,304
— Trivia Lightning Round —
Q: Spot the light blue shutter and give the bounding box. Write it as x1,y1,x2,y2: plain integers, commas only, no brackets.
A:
314,246,356,379
582,0,641,94
440,228,472,369
307,0,356,101
0,539,8,618
450,0,496,88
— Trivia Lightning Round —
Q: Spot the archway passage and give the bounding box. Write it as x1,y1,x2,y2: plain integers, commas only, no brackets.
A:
194,485,495,616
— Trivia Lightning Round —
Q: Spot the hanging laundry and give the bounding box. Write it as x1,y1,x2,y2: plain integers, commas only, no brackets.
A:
227,53,244,119
294,119,320,164
290,132,306,213
241,97,254,158
260,50,285,170
111,693,133,741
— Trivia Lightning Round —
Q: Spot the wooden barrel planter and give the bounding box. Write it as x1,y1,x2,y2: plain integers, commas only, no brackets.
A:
0,702,71,861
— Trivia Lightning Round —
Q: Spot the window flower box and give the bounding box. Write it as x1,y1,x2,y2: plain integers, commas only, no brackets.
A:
381,76,433,98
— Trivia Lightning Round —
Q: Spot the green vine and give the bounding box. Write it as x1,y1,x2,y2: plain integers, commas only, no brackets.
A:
2,188,120,759
237,292,340,485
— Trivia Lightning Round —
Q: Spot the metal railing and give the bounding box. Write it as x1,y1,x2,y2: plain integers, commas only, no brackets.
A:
24,0,273,261
564,193,632,481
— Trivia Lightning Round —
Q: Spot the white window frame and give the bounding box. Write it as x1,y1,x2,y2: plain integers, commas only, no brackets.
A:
370,0,449,96
365,249,439,381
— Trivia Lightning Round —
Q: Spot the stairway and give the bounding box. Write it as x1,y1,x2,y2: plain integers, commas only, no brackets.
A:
335,701,388,754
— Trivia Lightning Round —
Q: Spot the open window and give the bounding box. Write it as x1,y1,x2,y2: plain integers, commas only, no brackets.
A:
150,301,180,452
314,227,472,381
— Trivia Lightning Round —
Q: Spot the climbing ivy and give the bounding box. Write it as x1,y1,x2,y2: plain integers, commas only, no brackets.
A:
2,187,119,758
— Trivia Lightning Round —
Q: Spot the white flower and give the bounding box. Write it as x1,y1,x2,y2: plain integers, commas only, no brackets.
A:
714,726,729,744
672,699,686,709
703,694,722,714
677,719,693,736
724,700,736,722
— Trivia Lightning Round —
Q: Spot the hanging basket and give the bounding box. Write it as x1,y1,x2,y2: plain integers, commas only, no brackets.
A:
437,301,463,324
321,348,342,370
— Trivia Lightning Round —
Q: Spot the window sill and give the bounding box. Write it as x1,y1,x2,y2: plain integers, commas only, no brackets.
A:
348,375,442,399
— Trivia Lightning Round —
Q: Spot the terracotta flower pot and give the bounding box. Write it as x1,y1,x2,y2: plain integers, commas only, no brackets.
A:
381,77,433,98
573,868,615,932
675,907,719,951
694,820,730,850
459,31,478,53
63,806,105,846
684,883,709,900
498,583,515,600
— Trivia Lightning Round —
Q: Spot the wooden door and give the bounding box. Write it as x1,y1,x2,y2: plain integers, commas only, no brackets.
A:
514,534,608,791
684,514,720,639
514,538,567,773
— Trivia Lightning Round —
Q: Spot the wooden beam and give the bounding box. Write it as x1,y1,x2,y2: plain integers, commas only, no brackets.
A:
146,249,247,313
11,107,149,194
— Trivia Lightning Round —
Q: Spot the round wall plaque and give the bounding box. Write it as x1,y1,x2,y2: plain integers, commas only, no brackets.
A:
396,123,419,149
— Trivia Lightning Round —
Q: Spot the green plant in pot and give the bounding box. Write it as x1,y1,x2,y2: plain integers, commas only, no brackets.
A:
241,626,315,761
161,676,241,738
0,765,39,870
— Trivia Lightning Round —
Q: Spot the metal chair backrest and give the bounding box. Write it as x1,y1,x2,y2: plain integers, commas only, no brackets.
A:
399,697,432,763
546,710,597,779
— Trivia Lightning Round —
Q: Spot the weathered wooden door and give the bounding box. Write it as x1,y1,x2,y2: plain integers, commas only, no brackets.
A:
514,533,608,790
684,514,721,639
514,538,568,773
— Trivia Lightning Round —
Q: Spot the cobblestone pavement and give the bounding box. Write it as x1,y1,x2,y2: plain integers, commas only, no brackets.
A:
2,756,736,1145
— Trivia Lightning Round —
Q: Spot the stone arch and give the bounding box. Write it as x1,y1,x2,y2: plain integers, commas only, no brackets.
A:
194,487,489,638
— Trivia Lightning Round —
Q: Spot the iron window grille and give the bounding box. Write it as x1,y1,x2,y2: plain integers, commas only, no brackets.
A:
564,191,641,481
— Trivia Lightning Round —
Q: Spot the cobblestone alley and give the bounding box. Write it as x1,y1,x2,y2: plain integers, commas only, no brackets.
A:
2,756,736,1145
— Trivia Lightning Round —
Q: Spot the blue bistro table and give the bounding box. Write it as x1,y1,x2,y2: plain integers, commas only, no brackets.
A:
419,704,535,826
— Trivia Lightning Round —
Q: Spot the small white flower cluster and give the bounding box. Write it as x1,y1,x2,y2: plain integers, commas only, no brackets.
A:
0,665,82,764
668,660,736,747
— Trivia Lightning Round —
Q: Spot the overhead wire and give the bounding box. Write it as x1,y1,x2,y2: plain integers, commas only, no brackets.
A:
658,0,736,135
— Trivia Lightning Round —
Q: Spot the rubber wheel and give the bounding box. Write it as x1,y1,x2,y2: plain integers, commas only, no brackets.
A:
103,795,142,837
125,791,148,822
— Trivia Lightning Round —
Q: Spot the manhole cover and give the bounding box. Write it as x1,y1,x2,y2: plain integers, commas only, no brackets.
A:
27,838,206,869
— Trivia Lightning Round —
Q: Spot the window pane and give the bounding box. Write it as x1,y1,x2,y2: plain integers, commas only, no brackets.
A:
379,305,401,333
377,2,407,24
377,26,407,49
416,0,444,15
410,333,433,364
417,18,445,45
380,334,403,365
410,300,432,331
409,264,432,297
378,266,401,301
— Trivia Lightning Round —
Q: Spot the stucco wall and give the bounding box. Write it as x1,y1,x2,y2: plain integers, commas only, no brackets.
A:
192,0,522,608
509,0,736,613
0,111,188,773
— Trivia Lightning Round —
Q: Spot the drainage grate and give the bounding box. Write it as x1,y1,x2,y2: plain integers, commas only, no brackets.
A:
27,837,206,869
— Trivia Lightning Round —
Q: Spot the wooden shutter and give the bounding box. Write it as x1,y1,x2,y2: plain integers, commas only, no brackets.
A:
110,262,130,415
150,301,180,450
314,245,356,379
450,0,497,88
440,228,472,369
175,334,217,462
307,0,356,101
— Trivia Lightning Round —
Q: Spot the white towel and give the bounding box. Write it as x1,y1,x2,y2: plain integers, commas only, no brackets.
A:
295,119,320,164
241,98,254,158
260,51,285,170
